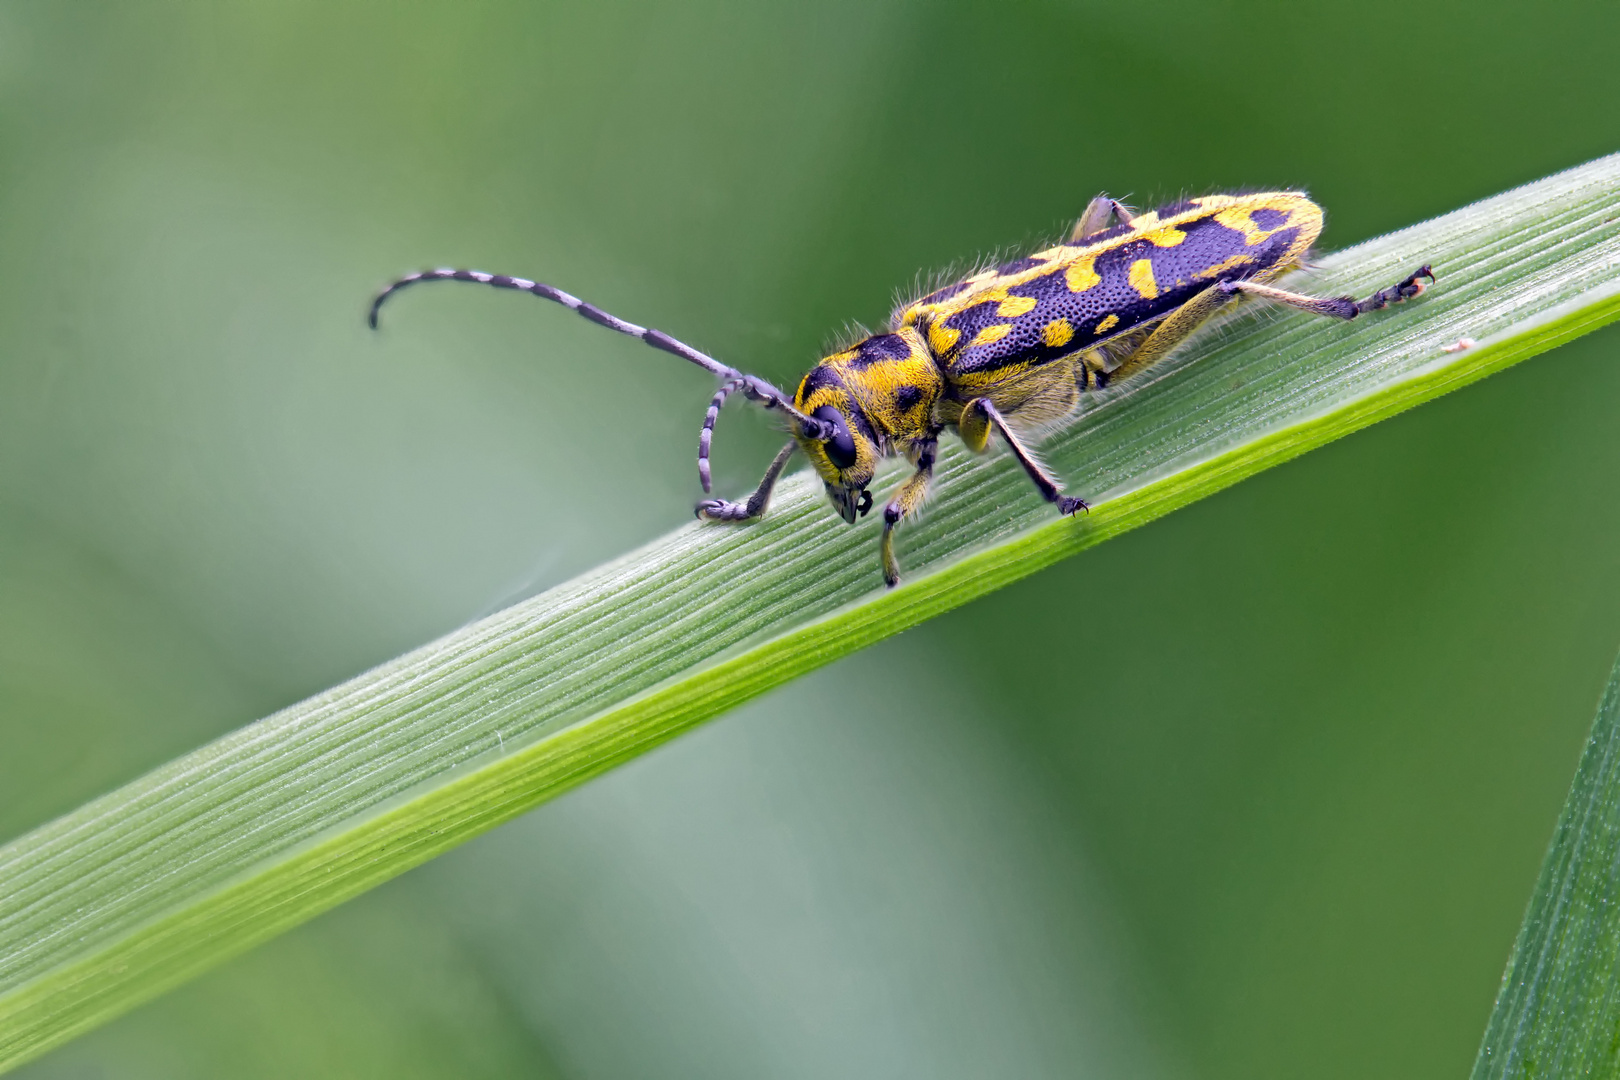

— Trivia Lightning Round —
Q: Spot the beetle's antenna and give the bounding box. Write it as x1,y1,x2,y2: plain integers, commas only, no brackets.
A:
369,268,738,378
369,268,831,438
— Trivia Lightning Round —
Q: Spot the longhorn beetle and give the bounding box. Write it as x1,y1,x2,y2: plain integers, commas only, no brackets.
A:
370,192,1433,586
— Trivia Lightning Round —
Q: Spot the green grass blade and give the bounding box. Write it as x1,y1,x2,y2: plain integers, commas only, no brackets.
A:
1473,645,1620,1078
4,155,1620,1072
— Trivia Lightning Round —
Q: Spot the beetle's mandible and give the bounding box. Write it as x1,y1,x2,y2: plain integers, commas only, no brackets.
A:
370,192,1433,586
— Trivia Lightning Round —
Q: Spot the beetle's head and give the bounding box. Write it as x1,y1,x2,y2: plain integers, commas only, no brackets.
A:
794,363,880,524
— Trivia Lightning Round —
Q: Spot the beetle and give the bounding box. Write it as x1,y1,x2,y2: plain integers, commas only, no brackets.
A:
370,191,1433,586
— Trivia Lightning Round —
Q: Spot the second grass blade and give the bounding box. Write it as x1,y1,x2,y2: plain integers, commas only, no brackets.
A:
1473,643,1620,1078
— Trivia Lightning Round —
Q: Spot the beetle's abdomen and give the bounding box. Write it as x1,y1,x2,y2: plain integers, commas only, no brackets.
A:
898,193,1323,378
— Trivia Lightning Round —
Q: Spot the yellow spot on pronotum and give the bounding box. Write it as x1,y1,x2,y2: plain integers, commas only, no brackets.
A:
996,295,1038,318
1127,258,1159,299
1065,257,1101,293
1094,313,1119,335
1042,319,1074,348
969,323,1012,348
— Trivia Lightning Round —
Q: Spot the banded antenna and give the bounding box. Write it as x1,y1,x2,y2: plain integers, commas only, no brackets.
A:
368,269,832,490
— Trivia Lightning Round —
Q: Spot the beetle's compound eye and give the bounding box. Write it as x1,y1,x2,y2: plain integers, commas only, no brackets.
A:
812,405,858,470
856,490,873,517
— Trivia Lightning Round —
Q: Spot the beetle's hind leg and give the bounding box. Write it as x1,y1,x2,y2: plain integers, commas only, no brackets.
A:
959,399,1088,516
1220,265,1435,319
1099,265,1436,388
1101,282,1238,384
696,439,797,522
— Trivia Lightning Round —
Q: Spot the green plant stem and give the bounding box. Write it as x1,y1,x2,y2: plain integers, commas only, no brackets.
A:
1473,645,1620,1078
4,155,1620,1073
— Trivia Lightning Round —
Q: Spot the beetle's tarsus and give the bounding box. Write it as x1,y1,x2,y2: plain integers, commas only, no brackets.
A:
1058,496,1090,516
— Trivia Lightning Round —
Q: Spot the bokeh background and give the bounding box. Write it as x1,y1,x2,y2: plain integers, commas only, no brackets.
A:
4,1,1620,1077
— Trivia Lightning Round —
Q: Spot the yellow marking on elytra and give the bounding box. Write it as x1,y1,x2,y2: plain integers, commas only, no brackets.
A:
1042,319,1074,348
1065,257,1101,293
898,196,1311,329
1213,206,1295,246
1214,208,1262,244
969,323,1012,348
897,194,1324,357
927,321,959,355
996,295,1038,318
1195,251,1258,279
1095,313,1120,335
1127,258,1159,300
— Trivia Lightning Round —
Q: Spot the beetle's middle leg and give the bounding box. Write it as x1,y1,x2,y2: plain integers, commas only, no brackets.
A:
695,439,797,522
878,439,937,587
1071,195,1135,242
1220,264,1435,319
959,398,1088,515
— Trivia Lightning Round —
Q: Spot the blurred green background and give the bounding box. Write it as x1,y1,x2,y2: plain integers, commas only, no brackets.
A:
3,1,1620,1077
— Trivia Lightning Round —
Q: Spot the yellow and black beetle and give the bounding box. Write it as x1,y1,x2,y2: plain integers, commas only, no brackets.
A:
370,192,1432,586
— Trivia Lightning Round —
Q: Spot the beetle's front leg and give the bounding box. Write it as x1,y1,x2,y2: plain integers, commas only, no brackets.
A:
879,439,937,587
959,398,1088,515
695,439,797,522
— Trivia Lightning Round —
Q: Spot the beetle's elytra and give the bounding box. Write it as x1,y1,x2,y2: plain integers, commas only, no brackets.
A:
371,192,1433,586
